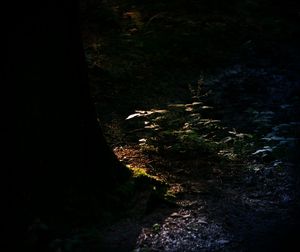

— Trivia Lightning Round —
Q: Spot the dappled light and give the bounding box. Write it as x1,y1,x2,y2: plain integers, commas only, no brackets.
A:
9,0,300,251
105,68,299,250
79,0,300,250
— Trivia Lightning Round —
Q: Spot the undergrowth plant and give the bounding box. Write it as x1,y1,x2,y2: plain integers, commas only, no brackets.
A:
126,77,254,161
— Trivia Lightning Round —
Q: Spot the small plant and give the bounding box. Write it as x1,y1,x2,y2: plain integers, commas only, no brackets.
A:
152,223,161,233
126,77,255,161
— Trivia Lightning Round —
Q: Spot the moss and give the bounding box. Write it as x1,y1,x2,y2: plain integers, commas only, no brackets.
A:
129,166,157,179
114,165,171,216
115,165,167,199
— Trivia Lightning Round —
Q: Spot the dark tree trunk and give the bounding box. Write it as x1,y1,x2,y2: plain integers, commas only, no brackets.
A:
5,0,129,249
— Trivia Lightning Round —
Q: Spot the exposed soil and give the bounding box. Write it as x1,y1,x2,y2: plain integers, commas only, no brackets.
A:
78,2,300,250
96,62,300,252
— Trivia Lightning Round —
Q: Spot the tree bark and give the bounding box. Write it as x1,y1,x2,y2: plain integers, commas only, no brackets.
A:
5,0,129,248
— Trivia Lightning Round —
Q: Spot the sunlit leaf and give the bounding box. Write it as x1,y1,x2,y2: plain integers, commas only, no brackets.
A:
126,113,142,120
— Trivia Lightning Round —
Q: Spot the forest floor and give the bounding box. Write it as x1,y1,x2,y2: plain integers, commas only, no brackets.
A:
95,63,300,252
78,1,300,251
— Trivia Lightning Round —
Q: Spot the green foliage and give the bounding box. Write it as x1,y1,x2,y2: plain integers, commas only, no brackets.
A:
81,0,300,117
126,78,255,160
152,223,161,233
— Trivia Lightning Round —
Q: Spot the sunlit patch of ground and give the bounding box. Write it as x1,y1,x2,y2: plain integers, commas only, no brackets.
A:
97,63,300,251
114,145,152,169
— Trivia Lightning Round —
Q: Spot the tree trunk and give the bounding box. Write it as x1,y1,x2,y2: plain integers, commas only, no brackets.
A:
5,0,129,248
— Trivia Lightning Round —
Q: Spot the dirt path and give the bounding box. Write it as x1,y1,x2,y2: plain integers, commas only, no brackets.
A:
97,62,300,252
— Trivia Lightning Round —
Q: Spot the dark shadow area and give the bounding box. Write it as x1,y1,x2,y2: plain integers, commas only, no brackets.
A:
5,0,300,251
81,1,300,250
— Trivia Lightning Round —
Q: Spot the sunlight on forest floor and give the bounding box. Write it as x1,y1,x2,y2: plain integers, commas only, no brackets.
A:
100,64,300,251
79,1,300,250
